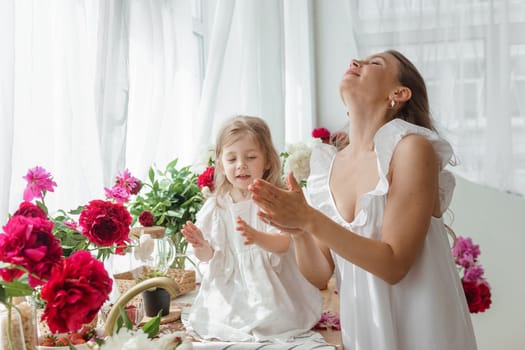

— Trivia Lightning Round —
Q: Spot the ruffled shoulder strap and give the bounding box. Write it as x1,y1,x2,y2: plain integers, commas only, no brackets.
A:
307,143,337,205
374,119,456,212
195,196,226,250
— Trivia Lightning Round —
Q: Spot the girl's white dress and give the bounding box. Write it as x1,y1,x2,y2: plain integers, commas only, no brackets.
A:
307,119,477,350
183,194,322,342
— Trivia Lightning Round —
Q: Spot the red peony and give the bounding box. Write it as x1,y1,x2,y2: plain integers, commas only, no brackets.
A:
197,166,215,191
13,201,47,219
78,200,132,247
139,210,155,227
474,281,492,313
40,250,113,333
462,279,492,313
0,215,63,287
312,127,331,143
0,268,24,282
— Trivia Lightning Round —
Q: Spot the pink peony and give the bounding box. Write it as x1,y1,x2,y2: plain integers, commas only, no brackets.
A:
40,250,113,333
13,201,47,219
313,311,341,331
0,215,63,287
22,166,57,201
115,169,142,195
63,221,79,231
79,200,132,247
104,184,131,204
197,166,215,191
463,264,485,283
452,236,480,268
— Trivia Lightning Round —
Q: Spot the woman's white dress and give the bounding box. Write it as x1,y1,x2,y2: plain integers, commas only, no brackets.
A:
307,119,477,350
183,194,322,342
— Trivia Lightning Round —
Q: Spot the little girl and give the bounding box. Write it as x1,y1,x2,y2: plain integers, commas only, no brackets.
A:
181,115,322,342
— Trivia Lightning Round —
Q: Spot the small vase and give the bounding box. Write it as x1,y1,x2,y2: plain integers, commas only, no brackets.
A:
142,288,170,317
0,304,27,350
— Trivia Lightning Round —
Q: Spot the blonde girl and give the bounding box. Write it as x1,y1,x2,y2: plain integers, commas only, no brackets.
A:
181,115,322,343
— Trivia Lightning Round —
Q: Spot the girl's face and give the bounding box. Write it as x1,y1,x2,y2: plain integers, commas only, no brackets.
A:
220,135,267,194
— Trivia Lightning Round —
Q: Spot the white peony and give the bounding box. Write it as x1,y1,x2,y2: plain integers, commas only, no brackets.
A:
282,139,320,183
97,329,193,350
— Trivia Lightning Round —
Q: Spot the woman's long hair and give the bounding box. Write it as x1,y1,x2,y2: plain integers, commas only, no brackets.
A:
387,49,436,132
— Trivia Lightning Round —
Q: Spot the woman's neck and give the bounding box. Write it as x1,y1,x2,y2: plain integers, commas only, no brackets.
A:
345,104,388,154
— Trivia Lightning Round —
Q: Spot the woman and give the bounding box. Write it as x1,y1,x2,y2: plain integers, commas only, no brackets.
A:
249,50,477,350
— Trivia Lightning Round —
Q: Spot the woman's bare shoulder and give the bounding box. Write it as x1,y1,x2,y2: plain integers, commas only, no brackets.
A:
390,134,438,176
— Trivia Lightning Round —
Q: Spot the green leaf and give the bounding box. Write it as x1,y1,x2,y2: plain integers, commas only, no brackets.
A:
116,305,133,331
141,312,161,338
68,205,86,215
0,286,6,304
0,279,34,297
148,167,155,184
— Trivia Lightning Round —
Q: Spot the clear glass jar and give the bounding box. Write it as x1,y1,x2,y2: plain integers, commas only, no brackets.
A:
130,226,176,274
0,304,27,350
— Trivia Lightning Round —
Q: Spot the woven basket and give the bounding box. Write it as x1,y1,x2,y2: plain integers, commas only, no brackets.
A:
113,266,196,300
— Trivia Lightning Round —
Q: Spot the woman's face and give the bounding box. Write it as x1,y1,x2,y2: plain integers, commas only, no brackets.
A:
339,51,401,106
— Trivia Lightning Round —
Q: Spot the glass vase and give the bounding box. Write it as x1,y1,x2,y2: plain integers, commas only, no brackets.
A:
0,304,27,350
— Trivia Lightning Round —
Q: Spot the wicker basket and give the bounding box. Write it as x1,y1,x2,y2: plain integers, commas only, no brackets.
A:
113,266,196,300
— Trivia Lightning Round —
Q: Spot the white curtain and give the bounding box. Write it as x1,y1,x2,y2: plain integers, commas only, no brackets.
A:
193,0,316,163
347,0,525,196
1,0,105,218
0,0,198,218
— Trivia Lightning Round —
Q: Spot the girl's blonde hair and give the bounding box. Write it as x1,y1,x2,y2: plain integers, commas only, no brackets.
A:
213,115,283,198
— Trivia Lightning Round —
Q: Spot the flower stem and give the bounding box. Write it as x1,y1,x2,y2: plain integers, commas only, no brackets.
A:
6,297,15,350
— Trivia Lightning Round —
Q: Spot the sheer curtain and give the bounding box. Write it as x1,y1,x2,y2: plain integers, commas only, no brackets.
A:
0,0,199,218
1,0,105,218
193,0,316,163
347,0,525,196
125,0,199,177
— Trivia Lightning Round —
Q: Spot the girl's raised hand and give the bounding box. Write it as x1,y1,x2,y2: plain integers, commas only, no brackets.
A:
236,216,258,245
181,221,208,248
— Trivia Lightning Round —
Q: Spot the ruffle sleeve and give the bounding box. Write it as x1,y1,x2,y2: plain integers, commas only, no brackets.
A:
373,119,456,213
195,197,226,251
306,143,337,211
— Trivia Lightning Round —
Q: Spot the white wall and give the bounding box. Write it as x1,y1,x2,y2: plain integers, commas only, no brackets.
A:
449,176,525,350
312,2,525,349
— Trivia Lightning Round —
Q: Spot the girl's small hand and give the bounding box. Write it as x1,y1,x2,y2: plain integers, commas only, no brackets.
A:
236,217,258,245
181,221,209,248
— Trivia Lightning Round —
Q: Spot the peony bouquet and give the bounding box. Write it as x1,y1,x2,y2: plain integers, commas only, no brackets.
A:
451,236,492,313
0,166,128,349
